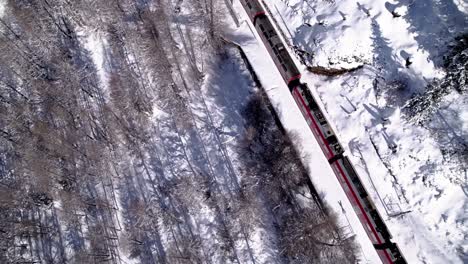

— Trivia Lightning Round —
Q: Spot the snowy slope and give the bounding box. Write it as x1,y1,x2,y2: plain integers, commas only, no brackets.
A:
243,0,467,263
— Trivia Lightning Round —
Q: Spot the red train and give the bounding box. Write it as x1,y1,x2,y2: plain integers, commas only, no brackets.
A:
239,0,407,263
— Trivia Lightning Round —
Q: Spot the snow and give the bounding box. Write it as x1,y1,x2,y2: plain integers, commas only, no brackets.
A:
454,0,468,14
83,32,110,100
229,0,467,263
0,0,5,21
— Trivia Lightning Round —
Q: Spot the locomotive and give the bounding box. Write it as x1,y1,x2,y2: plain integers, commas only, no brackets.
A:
239,1,407,263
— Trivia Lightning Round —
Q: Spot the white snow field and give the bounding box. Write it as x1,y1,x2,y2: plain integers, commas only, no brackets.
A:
228,0,467,263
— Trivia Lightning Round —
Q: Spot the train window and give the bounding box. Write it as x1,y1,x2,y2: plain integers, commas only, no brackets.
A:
315,112,326,122
281,63,287,72
303,90,318,110
363,198,372,210
247,3,252,9
350,173,360,183
259,25,265,31
358,186,368,198
327,135,338,144
335,145,342,153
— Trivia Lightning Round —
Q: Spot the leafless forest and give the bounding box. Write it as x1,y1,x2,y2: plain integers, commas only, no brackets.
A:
0,0,357,263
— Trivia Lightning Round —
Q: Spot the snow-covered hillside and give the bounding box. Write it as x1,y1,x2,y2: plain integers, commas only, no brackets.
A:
237,0,467,263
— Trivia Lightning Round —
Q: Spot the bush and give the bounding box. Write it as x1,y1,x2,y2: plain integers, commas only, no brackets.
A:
443,33,467,93
404,33,468,123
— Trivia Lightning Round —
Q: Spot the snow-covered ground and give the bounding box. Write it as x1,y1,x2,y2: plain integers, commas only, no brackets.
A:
228,0,467,263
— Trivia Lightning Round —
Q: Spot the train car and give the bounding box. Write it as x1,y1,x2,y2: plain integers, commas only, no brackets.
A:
292,83,344,160
239,0,301,88
337,157,406,264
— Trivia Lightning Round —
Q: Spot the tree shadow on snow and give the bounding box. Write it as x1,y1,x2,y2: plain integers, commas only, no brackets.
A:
370,14,426,106
203,48,253,148
391,0,468,66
